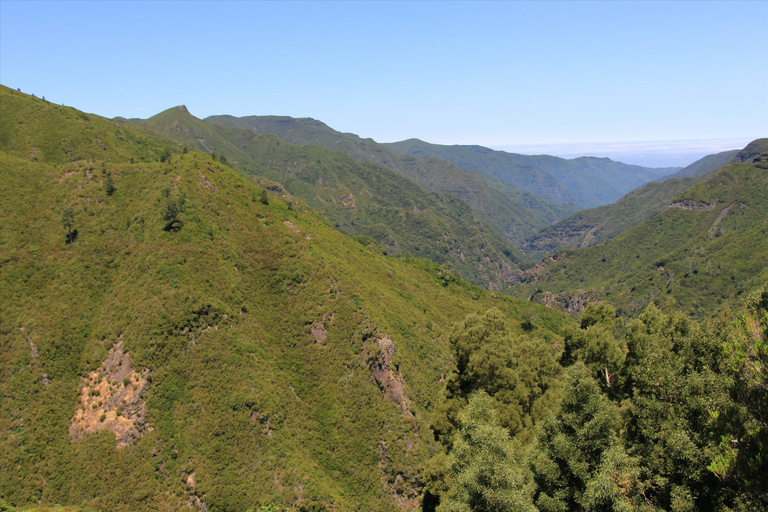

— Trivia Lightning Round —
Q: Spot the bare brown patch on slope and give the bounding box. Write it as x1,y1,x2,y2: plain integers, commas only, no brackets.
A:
69,338,152,448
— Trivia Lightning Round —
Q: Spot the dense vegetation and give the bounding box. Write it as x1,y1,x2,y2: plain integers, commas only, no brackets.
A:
204,115,576,245
523,149,744,257
2,84,766,512
426,291,768,511
123,106,529,290
383,139,678,208
513,146,768,319
0,85,570,511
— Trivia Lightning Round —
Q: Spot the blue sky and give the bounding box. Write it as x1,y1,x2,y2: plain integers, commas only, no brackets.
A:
1,1,766,166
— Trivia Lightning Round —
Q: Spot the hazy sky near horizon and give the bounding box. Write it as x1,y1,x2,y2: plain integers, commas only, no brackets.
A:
2,1,766,165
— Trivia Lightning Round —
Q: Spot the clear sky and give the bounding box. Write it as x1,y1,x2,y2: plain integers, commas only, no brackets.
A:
1,1,766,166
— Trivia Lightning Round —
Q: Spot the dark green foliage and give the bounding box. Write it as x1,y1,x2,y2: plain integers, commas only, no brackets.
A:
435,309,564,446
130,107,532,290
105,172,115,196
517,146,768,319
161,198,181,231
384,138,678,209
260,188,268,205
561,303,626,391
436,297,768,510
718,284,768,500
61,206,77,244
205,114,574,247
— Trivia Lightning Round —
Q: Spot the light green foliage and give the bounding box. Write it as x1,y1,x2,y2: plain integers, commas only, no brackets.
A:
562,302,626,391
517,145,768,319
532,363,641,512
719,284,768,498
0,86,570,511
437,308,563,442
438,392,535,512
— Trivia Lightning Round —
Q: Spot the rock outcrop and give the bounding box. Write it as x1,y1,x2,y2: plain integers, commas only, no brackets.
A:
69,338,152,448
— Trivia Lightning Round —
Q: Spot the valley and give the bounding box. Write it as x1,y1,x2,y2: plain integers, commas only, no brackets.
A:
1,84,766,512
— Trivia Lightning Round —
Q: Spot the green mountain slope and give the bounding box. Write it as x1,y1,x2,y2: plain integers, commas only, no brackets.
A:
384,138,679,208
522,175,705,257
204,115,576,245
0,85,572,511
126,106,530,289
523,148,745,257
511,142,768,318
662,149,740,180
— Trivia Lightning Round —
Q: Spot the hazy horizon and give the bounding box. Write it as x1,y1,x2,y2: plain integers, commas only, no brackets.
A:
491,137,753,168
2,1,765,152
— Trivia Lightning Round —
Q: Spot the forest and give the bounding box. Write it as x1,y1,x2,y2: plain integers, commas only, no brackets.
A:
0,85,766,512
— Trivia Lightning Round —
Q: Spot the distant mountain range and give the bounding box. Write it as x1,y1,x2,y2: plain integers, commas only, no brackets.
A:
2,84,767,511
511,139,768,317
204,115,579,244
523,149,743,256
122,106,531,290
383,138,679,208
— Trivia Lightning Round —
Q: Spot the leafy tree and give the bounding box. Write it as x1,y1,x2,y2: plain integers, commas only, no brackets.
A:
436,309,561,442
562,302,625,392
160,148,172,162
105,171,116,196
438,392,535,512
62,206,77,243
260,188,269,205
531,362,643,511
623,304,730,510
161,198,182,231
717,285,768,504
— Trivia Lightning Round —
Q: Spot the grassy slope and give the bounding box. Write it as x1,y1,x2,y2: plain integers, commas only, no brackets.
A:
384,138,678,208
204,115,570,245
523,148,745,257
0,86,571,511
511,151,768,319
662,149,740,180
128,106,530,289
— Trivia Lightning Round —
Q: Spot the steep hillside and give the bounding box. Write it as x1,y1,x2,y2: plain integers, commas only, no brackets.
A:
522,175,705,257
511,146,768,318
126,106,530,289
385,138,678,208
0,86,572,511
204,115,576,244
662,149,740,180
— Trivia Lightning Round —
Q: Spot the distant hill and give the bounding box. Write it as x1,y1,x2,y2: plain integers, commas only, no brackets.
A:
205,115,578,245
523,148,745,256
661,149,740,180
126,106,530,290
384,138,679,208
510,141,768,318
0,85,572,511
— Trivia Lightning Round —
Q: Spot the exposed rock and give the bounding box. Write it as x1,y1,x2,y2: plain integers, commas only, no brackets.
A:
365,333,419,436
535,289,599,315
284,220,300,233
69,338,152,448
197,170,217,191
310,321,327,345
338,192,356,209
669,200,717,210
